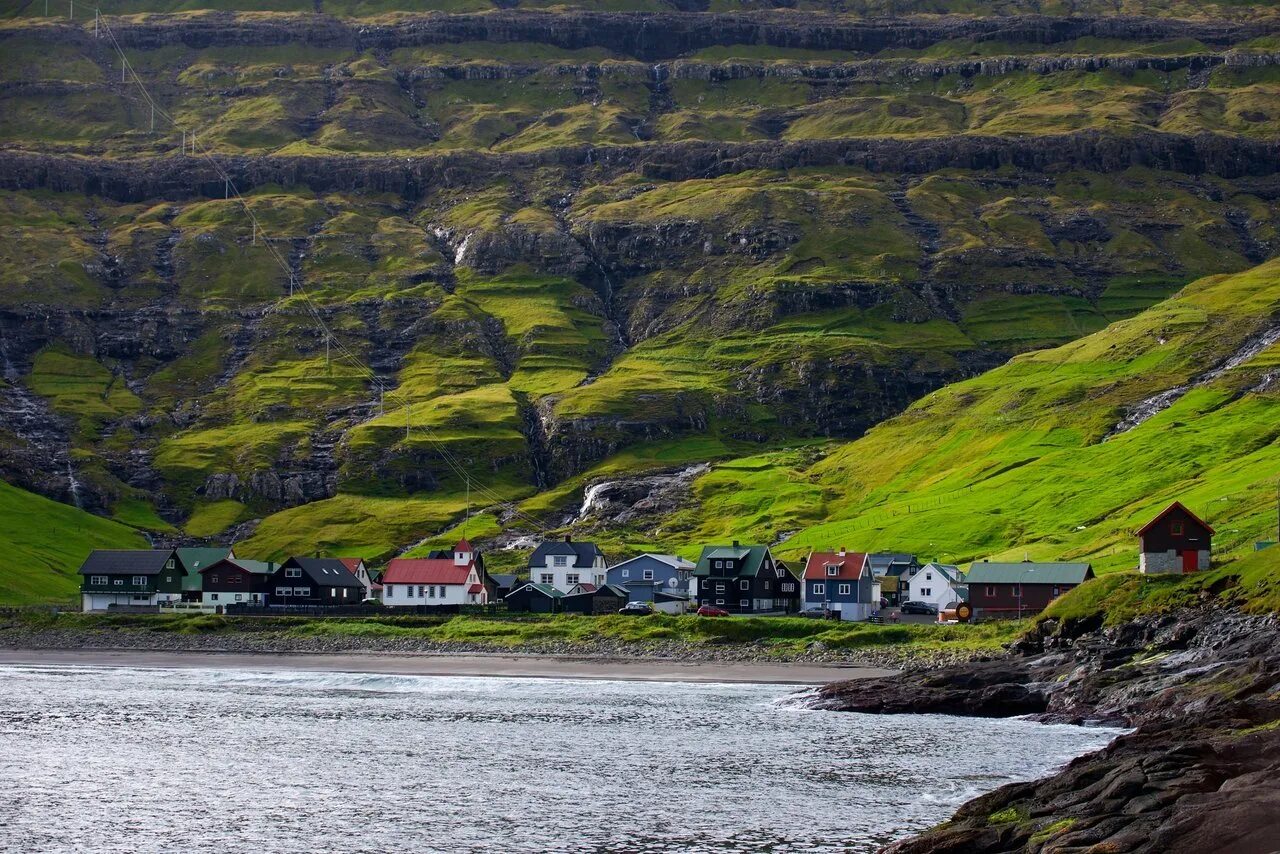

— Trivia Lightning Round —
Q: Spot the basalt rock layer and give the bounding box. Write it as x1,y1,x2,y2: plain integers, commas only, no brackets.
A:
808,608,1280,853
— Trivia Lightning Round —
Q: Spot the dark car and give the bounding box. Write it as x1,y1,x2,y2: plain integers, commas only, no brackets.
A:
798,606,830,619
619,602,654,616
696,604,729,617
899,601,938,615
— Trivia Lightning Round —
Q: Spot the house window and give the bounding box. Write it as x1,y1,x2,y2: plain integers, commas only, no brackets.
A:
386,584,394,596
715,599,725,605
714,560,723,569
839,583,851,595
133,594,148,602
926,572,933,581
331,588,337,598
668,578,679,587
1052,586,1060,597
566,574,579,585
715,584,725,593
595,575,605,585
211,594,219,601
165,576,173,583
621,569,630,578
643,569,654,581
132,575,146,586
826,566,838,576
342,588,348,598
922,587,932,597
1011,585,1021,597
286,568,302,578
780,582,795,593
296,587,311,597
276,587,288,596
235,594,243,602
210,575,219,584
113,578,124,586
540,573,554,585
165,559,175,569
90,575,107,586
813,583,825,596
985,585,995,596
553,556,568,567
739,579,749,591
420,585,427,598
1171,522,1184,536
739,599,750,609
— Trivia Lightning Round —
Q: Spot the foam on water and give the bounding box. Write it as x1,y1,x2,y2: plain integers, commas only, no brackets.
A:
0,664,1123,853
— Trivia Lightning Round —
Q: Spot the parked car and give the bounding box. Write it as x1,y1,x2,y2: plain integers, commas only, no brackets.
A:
696,604,729,617
619,602,654,616
798,606,830,619
899,600,938,615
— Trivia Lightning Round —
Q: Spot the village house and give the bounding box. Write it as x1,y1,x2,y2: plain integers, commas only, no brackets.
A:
489,573,521,600
801,550,878,621
270,557,365,606
505,582,565,613
199,558,276,609
337,557,375,597
965,560,1093,620
905,563,965,611
867,553,920,606
381,540,489,606
527,536,606,592
693,542,800,614
78,549,184,612
605,554,695,607
1138,501,1214,574
174,547,234,602
561,583,629,615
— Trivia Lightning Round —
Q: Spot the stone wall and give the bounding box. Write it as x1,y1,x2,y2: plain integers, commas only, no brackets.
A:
1140,549,1211,574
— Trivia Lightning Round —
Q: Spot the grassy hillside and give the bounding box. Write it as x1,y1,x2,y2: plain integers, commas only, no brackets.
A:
0,480,148,604
625,259,1278,570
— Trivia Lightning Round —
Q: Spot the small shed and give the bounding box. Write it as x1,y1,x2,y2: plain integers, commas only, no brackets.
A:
1138,502,1214,574
561,583,629,615
505,583,564,613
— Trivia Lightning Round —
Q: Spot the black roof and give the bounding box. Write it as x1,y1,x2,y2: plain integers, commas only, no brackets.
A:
529,540,604,568
78,550,175,576
490,573,519,588
283,557,364,587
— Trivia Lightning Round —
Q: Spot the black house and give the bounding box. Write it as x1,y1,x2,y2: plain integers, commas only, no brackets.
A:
271,557,365,606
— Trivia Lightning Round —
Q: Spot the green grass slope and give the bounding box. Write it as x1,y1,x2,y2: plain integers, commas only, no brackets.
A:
0,480,149,604
756,259,1280,569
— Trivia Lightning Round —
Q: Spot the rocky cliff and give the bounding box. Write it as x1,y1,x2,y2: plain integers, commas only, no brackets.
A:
807,606,1280,853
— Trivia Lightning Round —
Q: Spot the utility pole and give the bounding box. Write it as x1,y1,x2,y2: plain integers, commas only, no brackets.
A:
150,103,155,133
94,8,98,37
68,0,72,19
122,59,126,83
181,129,186,153
405,404,412,440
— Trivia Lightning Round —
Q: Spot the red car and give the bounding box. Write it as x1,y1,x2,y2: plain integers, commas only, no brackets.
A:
696,605,730,617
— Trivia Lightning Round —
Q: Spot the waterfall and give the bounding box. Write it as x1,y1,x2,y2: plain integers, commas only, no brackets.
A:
66,460,84,509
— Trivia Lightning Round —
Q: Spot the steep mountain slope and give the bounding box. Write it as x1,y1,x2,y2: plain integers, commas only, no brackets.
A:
602,259,1278,570
0,0,1276,575
0,480,148,604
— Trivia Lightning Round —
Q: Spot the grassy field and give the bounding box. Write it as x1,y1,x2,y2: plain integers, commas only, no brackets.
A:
0,481,148,604
8,608,1026,657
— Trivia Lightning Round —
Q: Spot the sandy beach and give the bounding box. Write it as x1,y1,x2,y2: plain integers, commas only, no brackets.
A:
0,648,896,684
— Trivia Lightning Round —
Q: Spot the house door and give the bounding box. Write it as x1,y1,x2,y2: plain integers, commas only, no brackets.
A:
1181,550,1198,573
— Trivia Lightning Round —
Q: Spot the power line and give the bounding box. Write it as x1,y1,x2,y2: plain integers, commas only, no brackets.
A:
87,7,548,533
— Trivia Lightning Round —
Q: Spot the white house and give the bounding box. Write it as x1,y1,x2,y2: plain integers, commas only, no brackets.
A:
905,563,965,610
526,537,606,592
337,557,374,597
381,539,488,606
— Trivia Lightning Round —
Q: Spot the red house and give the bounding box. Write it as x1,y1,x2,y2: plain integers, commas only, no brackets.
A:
1139,502,1214,574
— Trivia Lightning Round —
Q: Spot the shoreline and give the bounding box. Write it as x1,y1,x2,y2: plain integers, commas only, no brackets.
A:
0,647,897,684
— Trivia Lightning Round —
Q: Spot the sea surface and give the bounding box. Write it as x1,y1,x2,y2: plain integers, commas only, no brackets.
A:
0,664,1122,853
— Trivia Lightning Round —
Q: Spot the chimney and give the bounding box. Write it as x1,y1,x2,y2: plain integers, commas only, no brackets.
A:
563,534,572,544
732,539,740,548
838,546,846,556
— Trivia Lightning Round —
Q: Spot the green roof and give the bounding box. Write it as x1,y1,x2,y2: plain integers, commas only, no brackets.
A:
519,583,564,599
228,558,275,576
965,562,1092,585
694,544,770,577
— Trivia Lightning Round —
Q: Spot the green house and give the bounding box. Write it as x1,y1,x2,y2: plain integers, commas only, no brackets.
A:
79,549,183,612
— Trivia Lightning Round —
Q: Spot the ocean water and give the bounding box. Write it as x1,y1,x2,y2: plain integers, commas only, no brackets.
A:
0,665,1122,853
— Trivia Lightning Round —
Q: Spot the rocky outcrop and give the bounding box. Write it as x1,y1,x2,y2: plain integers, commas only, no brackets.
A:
807,608,1280,853
4,132,1279,204
20,13,1271,60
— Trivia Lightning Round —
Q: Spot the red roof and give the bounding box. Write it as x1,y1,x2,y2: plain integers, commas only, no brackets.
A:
1137,502,1216,536
455,538,473,552
337,557,364,572
467,583,483,594
803,551,869,581
382,558,472,586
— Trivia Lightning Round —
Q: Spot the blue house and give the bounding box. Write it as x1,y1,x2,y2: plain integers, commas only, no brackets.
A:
802,550,877,621
606,554,695,610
